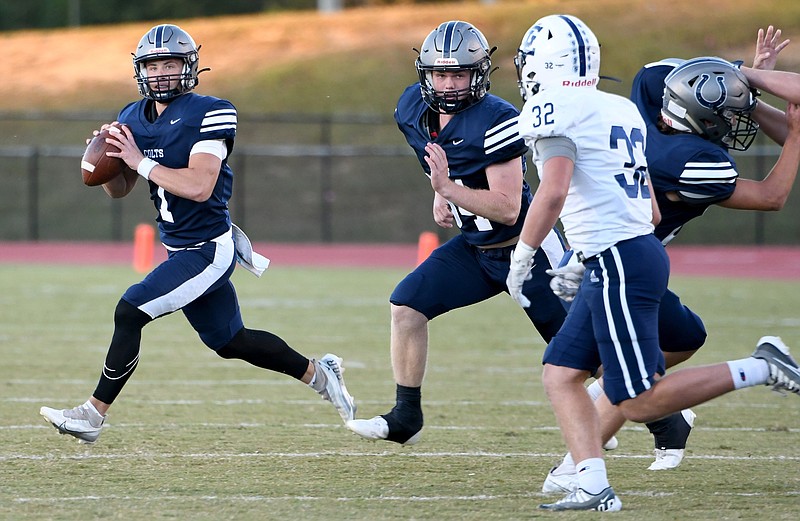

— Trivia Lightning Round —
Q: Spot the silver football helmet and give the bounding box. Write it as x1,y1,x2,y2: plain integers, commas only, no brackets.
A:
416,20,493,113
661,56,759,150
514,14,600,101
133,24,203,102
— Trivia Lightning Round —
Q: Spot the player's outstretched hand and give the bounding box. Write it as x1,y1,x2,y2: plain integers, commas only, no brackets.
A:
507,241,537,308
546,263,586,302
753,25,790,71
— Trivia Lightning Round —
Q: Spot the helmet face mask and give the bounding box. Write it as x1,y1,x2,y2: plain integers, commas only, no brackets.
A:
661,56,759,151
416,20,493,114
514,14,601,101
133,24,201,102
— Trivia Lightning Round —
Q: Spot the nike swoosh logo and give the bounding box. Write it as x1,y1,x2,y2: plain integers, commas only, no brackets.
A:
452,139,464,145
170,118,181,125
776,359,800,377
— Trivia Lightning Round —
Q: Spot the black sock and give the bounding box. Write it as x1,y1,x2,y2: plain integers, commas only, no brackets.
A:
381,384,423,443
395,384,421,410
646,412,693,450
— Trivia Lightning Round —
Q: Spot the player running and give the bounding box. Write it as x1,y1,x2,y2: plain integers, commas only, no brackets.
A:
507,14,800,512
346,20,568,445
40,24,355,444
542,27,800,492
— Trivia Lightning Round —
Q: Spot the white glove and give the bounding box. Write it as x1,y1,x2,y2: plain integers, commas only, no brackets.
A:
507,240,537,308
546,262,586,302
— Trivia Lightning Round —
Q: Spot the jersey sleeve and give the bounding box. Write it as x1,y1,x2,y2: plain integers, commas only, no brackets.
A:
668,149,738,205
199,99,237,154
484,111,528,163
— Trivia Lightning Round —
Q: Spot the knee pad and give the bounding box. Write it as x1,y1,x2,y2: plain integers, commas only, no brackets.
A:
658,291,707,352
115,298,153,329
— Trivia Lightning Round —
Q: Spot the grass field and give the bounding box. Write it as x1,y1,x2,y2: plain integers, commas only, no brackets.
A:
1,264,799,520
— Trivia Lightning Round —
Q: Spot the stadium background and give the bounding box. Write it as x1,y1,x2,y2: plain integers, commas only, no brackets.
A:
1,0,800,246
3,4,799,520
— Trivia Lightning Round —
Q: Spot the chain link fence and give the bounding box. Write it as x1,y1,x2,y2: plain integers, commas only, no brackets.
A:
0,111,797,244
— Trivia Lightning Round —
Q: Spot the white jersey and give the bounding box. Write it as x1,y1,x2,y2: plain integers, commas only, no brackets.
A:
518,87,654,258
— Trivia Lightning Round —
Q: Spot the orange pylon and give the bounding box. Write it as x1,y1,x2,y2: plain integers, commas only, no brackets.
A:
416,231,439,266
132,223,155,274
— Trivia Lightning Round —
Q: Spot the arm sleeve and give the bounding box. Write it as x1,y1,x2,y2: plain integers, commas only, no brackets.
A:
190,139,227,160
534,136,578,163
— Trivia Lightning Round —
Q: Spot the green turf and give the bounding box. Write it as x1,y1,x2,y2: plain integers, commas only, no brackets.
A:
1,265,799,520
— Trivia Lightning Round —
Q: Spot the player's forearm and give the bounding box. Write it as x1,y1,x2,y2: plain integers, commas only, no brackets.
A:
519,194,563,249
742,67,800,104
753,100,788,145
762,138,800,209
436,183,520,225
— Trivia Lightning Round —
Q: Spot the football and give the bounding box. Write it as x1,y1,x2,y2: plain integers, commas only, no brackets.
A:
81,124,128,186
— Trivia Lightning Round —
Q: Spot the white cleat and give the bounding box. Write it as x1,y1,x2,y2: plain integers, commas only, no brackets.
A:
648,409,696,470
752,336,800,395
40,403,105,444
541,465,579,494
315,354,356,423
603,436,619,451
346,416,422,446
648,448,685,471
347,416,389,440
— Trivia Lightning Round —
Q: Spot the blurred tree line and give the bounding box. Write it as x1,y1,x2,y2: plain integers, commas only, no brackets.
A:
0,0,314,30
0,0,444,31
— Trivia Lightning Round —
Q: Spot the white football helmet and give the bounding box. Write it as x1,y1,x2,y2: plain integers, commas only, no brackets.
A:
661,56,759,150
416,20,493,113
133,24,204,102
514,14,600,101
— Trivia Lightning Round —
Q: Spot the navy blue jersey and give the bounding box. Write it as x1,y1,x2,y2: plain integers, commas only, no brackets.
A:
631,64,739,243
118,93,237,248
395,84,530,246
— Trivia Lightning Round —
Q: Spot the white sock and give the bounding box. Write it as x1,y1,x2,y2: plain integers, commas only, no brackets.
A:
575,457,609,495
586,380,604,401
83,400,103,418
81,400,106,427
553,452,575,474
727,357,770,389
309,360,327,392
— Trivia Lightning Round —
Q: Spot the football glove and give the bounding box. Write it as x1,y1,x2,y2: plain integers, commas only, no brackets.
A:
507,240,537,308
545,263,585,302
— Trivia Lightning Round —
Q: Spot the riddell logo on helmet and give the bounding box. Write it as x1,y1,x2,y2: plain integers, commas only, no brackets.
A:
434,58,459,66
148,47,170,54
562,77,599,88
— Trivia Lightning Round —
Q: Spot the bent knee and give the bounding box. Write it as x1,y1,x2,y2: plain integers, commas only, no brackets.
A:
391,304,428,328
615,398,660,424
542,364,590,391
114,298,152,328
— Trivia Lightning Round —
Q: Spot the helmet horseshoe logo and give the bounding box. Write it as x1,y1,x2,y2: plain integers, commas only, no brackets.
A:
694,73,726,109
